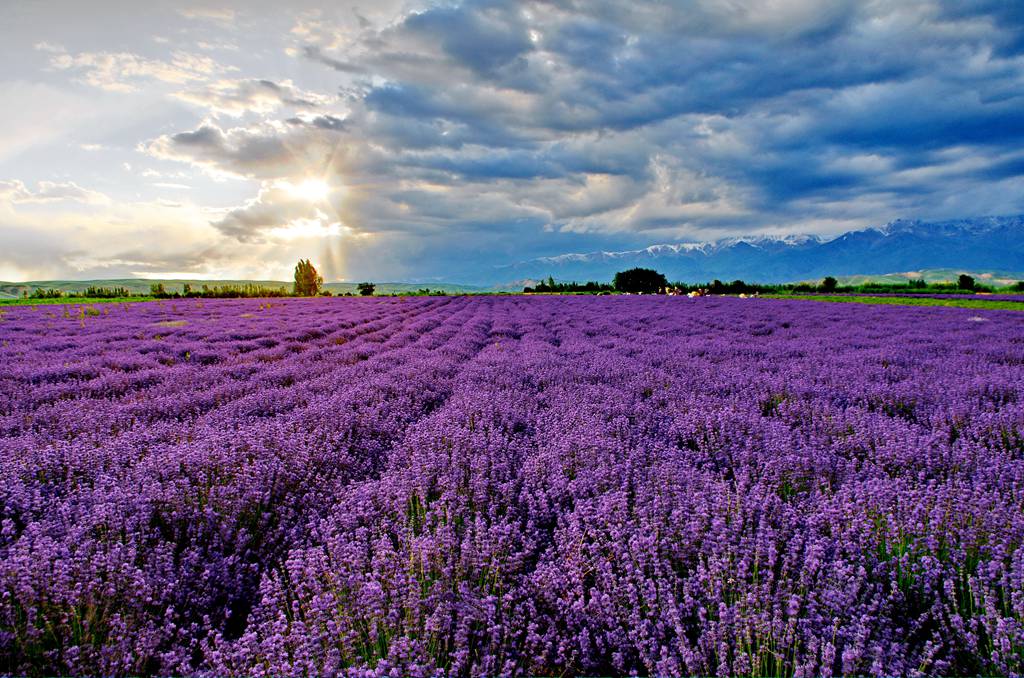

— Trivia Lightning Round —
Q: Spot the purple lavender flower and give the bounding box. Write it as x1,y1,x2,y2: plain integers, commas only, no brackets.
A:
1,296,1023,675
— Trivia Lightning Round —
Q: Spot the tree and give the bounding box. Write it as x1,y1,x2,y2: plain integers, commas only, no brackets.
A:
357,282,376,296
613,268,668,294
293,259,323,296
821,276,838,292
957,274,975,290
150,283,167,298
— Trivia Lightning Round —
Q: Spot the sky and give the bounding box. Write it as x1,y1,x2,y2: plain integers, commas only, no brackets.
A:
2,0,1024,283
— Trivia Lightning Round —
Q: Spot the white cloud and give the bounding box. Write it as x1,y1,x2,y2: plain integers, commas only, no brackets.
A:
211,180,341,242
196,41,239,52
178,7,236,22
42,45,227,92
174,78,334,116
0,195,356,282
0,179,110,205
33,41,65,53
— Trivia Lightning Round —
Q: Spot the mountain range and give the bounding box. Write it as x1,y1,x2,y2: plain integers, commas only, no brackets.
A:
494,215,1024,284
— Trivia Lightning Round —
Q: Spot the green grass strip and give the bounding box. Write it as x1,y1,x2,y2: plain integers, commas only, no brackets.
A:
765,294,1024,311
0,296,156,306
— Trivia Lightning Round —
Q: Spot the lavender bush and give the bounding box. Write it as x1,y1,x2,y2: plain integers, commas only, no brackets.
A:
1,296,1023,676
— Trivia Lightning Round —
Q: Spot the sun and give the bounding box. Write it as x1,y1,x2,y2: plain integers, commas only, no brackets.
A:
288,178,331,202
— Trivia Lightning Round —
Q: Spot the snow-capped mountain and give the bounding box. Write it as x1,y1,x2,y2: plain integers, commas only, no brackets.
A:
493,215,1024,284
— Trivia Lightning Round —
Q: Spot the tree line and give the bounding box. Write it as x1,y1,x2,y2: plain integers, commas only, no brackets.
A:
147,261,375,298
22,286,134,300
525,268,1021,295
15,263,1024,301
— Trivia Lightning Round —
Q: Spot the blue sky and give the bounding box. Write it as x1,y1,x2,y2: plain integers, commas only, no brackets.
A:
2,0,1024,282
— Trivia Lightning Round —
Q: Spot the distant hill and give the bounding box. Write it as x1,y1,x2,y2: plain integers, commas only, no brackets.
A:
496,215,1024,285
0,279,489,299
4,215,1023,294
826,269,1024,288
323,281,487,295
0,279,280,299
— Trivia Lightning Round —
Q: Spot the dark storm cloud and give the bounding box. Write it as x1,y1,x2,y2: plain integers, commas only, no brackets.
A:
401,1,534,79
146,122,344,179
287,114,346,131
301,45,366,74
338,0,1024,163
979,155,1024,182
361,84,535,143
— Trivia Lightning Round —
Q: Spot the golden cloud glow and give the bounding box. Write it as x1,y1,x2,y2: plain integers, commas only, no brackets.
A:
285,178,331,203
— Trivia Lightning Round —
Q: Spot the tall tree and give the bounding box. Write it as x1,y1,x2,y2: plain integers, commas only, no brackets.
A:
613,268,668,294
293,259,324,296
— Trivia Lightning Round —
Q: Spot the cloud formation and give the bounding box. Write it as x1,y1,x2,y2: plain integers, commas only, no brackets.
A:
174,79,335,116
178,7,237,22
0,179,110,205
144,120,346,179
6,0,1024,282
42,45,225,92
289,1,1024,254
211,181,340,242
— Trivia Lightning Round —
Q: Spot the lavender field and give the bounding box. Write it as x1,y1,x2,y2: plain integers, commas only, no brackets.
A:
1,296,1023,676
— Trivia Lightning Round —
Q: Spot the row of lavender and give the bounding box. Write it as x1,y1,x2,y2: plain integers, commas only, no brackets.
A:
1,296,1023,675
